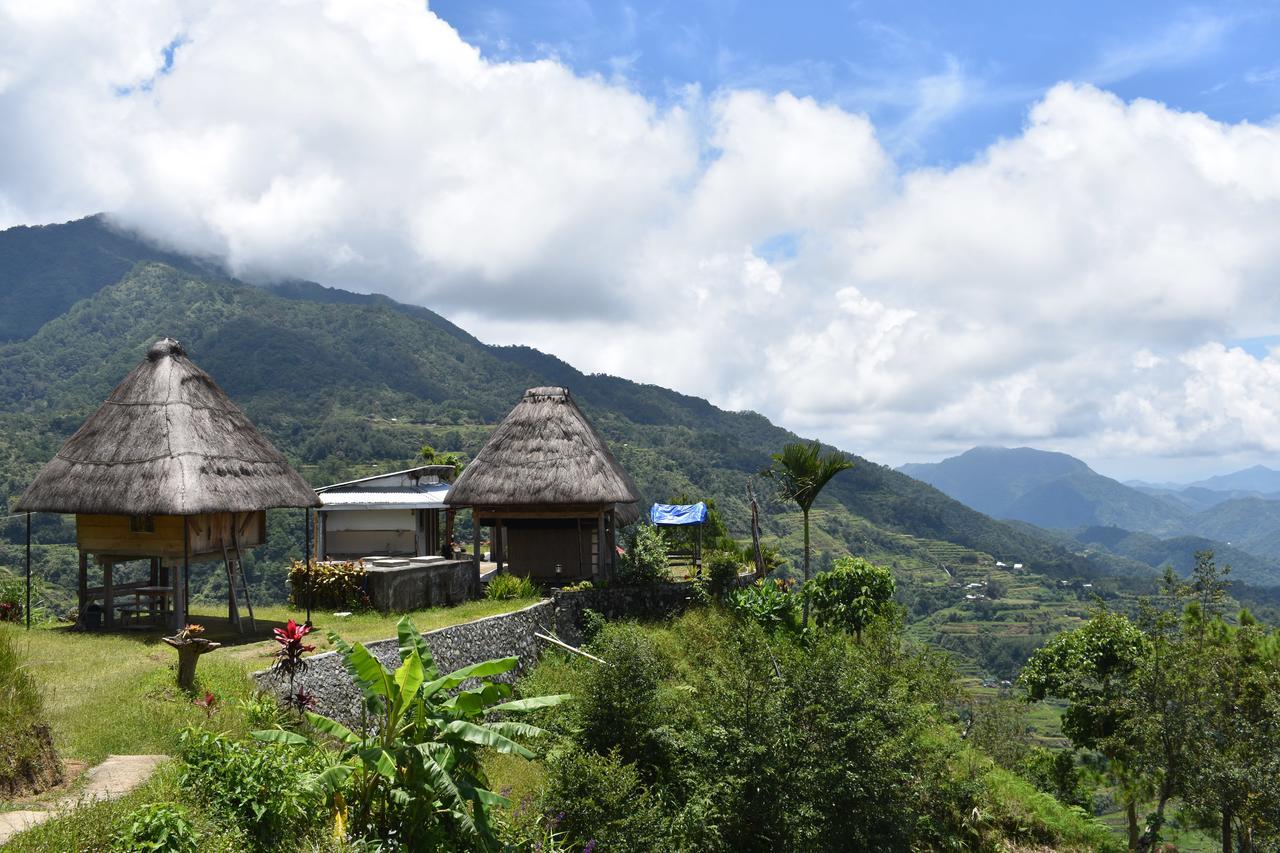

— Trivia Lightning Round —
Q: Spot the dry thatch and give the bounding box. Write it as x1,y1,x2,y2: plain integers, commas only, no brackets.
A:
14,338,320,515
445,387,640,520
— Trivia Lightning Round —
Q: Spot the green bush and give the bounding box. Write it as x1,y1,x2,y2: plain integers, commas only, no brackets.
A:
0,575,23,622
578,623,672,774
287,559,369,611
728,578,800,632
544,746,664,852
806,555,896,641
617,524,672,585
110,802,199,853
178,728,324,850
580,607,607,644
0,629,59,797
486,572,538,600
705,549,742,595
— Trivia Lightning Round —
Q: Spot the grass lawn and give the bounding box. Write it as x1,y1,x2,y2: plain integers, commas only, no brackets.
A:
0,596,542,771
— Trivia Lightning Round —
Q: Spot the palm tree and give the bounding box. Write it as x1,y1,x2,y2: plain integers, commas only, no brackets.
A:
765,441,854,628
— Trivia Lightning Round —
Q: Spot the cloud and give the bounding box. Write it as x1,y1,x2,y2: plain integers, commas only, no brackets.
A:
3,0,1280,474
1088,11,1235,84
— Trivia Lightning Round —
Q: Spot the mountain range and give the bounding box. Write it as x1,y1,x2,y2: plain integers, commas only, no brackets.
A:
901,447,1280,586
1,216,1156,604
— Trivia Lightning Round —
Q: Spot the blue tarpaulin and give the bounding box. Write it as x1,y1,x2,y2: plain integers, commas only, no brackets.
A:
649,502,708,526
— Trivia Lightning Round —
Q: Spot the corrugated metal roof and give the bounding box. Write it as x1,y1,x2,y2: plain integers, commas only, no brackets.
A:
317,483,451,511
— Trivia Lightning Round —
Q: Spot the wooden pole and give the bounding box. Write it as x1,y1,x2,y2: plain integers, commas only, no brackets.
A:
495,519,504,575
103,559,114,629
24,512,31,630
304,508,312,626
595,511,605,583
173,517,189,631
78,551,88,627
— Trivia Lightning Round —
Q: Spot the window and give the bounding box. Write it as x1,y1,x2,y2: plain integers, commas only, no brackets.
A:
129,515,155,533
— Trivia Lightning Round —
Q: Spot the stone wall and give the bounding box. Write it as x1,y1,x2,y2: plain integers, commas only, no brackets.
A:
254,583,701,725
363,559,478,611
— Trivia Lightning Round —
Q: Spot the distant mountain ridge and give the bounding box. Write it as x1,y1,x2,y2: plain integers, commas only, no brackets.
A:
900,447,1280,586
899,447,1188,532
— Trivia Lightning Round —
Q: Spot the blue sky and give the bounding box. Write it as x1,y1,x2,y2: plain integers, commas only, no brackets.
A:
433,0,1280,166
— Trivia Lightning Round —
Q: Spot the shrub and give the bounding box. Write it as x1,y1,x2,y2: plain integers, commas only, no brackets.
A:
486,572,538,600
110,802,199,853
806,555,896,641
544,746,665,852
0,576,23,623
0,630,61,798
728,578,800,632
617,524,671,585
178,728,324,850
578,623,672,774
705,549,742,595
287,559,369,611
580,607,607,644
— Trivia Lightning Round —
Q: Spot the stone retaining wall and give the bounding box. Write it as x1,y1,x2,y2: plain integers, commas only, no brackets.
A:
254,583,700,725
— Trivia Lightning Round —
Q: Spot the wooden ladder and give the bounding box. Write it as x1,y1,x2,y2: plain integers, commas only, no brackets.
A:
222,516,256,634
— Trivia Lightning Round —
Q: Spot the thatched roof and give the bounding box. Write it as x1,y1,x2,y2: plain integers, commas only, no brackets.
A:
15,338,320,515
445,387,641,520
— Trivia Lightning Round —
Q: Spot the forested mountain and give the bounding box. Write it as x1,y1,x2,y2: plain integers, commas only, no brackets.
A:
902,447,1280,586
900,446,1189,531
0,215,216,342
0,217,1149,603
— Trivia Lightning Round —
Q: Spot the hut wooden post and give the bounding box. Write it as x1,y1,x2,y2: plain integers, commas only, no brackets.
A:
103,559,114,629
595,511,606,583
24,512,31,630
172,518,189,631
472,511,481,570
495,519,504,574
77,551,88,625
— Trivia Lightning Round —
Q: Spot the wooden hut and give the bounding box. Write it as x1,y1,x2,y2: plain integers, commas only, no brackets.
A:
444,387,641,583
14,338,320,631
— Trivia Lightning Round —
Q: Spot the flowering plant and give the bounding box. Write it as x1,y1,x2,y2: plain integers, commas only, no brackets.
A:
272,619,315,710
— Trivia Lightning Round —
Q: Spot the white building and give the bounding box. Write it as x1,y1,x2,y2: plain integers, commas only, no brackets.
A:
315,465,456,560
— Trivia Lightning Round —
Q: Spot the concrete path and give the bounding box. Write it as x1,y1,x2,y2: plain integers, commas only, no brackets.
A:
0,754,168,845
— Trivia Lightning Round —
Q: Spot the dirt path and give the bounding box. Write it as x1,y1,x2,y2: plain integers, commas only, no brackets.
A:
0,754,168,845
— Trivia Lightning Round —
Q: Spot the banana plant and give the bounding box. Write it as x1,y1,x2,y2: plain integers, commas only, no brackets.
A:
255,615,569,850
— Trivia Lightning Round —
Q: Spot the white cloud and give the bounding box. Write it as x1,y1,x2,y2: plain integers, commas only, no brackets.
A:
3,0,1280,475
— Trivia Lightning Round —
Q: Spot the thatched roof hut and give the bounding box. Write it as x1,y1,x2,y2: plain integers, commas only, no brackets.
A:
14,338,318,632
446,387,641,581
15,338,319,515
446,387,640,514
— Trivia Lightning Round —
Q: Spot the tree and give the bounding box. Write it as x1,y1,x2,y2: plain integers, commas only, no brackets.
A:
764,441,853,628
420,444,467,556
805,556,895,642
1021,608,1148,849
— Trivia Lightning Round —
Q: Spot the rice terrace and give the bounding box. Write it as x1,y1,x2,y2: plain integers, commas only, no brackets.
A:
4,2,1280,851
